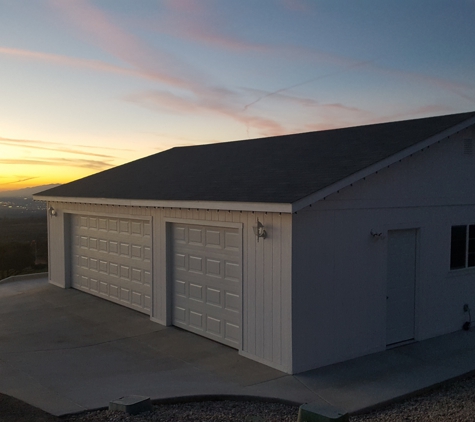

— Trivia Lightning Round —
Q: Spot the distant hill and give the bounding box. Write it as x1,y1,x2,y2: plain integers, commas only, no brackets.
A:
0,184,61,198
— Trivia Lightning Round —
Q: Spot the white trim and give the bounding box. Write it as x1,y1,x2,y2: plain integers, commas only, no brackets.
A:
166,219,244,350
164,217,243,229
149,316,166,325
34,115,475,214
238,350,289,373
60,207,152,221
34,196,292,213
292,116,475,212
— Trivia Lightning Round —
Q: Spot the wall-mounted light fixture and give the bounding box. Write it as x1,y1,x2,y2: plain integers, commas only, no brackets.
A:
48,206,57,217
370,229,383,239
253,218,267,242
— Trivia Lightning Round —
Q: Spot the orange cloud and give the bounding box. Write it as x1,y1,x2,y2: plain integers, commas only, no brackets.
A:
49,0,208,92
0,136,115,159
124,89,285,137
0,157,112,170
46,0,474,139
0,46,144,79
0,177,38,186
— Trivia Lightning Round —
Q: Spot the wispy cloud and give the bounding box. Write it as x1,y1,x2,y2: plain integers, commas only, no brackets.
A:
0,46,144,79
46,0,475,138
124,89,285,137
243,60,374,111
0,136,115,159
49,0,209,91
0,176,38,187
0,157,112,170
143,3,270,53
0,136,118,171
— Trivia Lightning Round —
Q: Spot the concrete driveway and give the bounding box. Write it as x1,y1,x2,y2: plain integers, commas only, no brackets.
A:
2,277,475,416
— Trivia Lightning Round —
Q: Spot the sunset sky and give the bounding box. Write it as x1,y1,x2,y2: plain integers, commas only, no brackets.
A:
1,1,474,192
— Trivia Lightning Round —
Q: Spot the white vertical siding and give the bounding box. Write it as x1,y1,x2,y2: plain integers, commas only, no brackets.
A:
158,208,293,372
46,202,293,372
47,201,67,288
291,130,475,373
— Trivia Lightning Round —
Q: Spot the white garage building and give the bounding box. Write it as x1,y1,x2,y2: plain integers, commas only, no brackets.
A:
35,111,475,374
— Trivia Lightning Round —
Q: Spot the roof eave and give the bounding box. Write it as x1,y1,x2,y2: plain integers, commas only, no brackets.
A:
291,114,475,213
33,195,293,213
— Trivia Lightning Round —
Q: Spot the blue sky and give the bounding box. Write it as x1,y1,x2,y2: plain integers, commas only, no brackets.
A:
0,0,474,190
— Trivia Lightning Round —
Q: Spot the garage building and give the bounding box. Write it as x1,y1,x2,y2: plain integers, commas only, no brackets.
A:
35,111,475,374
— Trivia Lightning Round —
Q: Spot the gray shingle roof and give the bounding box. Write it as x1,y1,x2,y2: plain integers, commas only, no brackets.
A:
37,111,475,204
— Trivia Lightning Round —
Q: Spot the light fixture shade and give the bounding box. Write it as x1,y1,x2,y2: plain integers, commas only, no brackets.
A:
253,218,267,241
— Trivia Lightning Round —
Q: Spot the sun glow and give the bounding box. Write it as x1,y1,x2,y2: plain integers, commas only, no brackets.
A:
0,1,473,194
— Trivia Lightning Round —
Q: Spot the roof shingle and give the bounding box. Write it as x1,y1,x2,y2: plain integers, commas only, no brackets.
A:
37,111,475,204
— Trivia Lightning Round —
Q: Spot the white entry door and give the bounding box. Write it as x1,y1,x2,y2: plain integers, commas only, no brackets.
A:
386,229,417,346
171,223,242,349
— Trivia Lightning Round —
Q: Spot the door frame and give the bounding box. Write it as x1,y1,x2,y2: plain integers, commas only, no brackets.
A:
163,217,244,349
385,226,420,347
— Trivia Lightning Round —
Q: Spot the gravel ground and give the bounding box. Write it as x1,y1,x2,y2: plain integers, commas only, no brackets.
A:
65,400,299,422
2,374,475,422
352,374,475,422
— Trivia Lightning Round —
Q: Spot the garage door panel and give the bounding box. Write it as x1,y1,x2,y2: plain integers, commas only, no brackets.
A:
119,243,130,256
225,292,240,312
189,228,203,244
207,316,221,336
144,295,151,310
174,253,186,269
189,311,204,330
225,323,240,345
224,261,240,282
110,284,119,299
143,246,152,261
71,214,152,314
80,236,88,248
224,232,240,250
189,283,203,301
131,291,142,307
174,226,186,242
89,238,98,250
174,272,239,297
99,281,108,295
131,245,142,259
98,239,107,252
89,278,99,293
109,241,119,254
189,255,203,273
174,279,187,297
206,259,221,277
171,223,242,349
205,229,221,247
120,287,130,302
206,287,221,306
99,260,107,273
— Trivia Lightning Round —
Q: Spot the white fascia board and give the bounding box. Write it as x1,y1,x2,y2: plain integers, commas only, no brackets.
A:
292,115,475,213
33,195,293,213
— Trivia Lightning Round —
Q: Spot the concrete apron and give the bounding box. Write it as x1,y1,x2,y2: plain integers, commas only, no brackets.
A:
1,278,475,416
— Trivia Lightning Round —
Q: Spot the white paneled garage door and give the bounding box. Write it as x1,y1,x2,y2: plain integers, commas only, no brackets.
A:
71,214,152,314
171,223,242,348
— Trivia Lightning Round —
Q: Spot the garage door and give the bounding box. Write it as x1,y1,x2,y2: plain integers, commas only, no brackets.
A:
71,214,152,314
171,223,242,348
